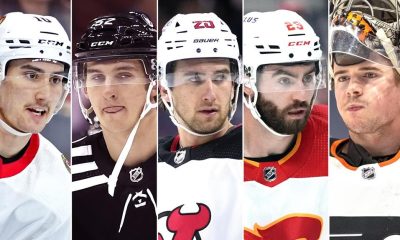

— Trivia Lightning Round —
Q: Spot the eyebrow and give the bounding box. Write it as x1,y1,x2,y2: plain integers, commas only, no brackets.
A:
86,65,139,74
182,68,230,76
21,64,45,73
334,66,383,77
271,67,315,78
20,64,66,75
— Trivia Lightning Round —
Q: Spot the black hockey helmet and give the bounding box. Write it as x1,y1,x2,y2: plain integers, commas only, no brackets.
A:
74,11,157,80
73,11,157,125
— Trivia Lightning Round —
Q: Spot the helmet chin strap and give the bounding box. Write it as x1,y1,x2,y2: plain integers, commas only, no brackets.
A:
244,83,291,138
108,81,157,197
162,87,227,137
0,118,31,137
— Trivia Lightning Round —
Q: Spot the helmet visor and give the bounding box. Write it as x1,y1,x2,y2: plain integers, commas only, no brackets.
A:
255,62,326,93
330,13,400,68
74,57,151,89
163,57,239,87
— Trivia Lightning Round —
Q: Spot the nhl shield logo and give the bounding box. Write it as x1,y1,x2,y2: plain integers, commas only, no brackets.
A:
129,167,144,183
263,167,277,182
174,150,186,165
361,167,375,180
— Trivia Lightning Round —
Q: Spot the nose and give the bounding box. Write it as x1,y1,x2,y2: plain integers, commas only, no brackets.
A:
346,78,363,97
35,82,52,103
102,84,118,100
290,89,309,102
202,79,217,102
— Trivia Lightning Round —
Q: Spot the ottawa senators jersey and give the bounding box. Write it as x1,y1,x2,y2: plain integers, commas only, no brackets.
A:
0,134,71,240
244,104,328,240
329,138,400,239
158,125,243,240
72,132,156,240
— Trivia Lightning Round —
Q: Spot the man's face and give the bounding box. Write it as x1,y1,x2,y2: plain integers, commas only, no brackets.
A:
84,59,149,133
256,63,316,134
168,58,234,134
0,59,65,133
333,60,400,134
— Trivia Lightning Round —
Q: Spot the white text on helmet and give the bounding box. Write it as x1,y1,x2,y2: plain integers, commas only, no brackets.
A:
90,41,114,47
288,41,310,46
38,39,64,46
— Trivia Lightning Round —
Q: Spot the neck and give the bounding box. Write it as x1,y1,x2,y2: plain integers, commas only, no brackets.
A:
19,0,50,15
178,121,233,147
244,108,294,158
0,126,31,158
349,124,400,156
102,109,157,167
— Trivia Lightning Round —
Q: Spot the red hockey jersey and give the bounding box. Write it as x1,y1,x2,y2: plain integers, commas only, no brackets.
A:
244,104,328,240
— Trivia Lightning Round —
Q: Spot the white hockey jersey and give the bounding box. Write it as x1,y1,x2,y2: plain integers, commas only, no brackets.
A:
330,138,400,239
0,134,71,240
157,126,243,240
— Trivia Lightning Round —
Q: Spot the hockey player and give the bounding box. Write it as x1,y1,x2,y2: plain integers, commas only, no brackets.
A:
329,0,400,238
157,12,243,239
0,12,71,239
243,10,328,239
71,12,157,239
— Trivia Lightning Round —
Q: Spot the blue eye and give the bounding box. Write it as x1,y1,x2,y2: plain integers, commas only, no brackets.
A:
89,74,105,82
278,77,292,86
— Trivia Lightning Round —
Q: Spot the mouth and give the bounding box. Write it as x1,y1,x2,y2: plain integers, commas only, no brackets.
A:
103,106,125,113
346,104,364,112
27,107,47,116
198,107,218,115
287,108,307,119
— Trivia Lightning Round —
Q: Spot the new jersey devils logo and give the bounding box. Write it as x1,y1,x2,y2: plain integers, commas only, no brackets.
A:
159,203,212,240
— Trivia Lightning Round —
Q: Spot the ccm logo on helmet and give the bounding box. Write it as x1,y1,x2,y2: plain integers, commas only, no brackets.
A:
38,39,64,46
90,41,114,47
288,41,310,46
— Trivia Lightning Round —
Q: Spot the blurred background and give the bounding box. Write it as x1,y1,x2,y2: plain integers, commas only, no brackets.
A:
0,0,71,159
71,0,157,141
158,0,242,137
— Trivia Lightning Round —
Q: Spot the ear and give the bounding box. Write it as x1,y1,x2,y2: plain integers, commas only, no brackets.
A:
83,87,89,98
159,84,170,103
230,84,235,100
149,81,157,104
243,84,255,99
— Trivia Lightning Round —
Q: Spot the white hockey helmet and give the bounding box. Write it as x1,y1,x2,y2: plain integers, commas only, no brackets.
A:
0,12,71,136
158,12,241,136
243,10,324,136
243,10,323,87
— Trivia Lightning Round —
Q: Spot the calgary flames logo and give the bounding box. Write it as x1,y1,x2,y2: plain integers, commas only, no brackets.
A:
158,203,211,240
245,214,323,240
